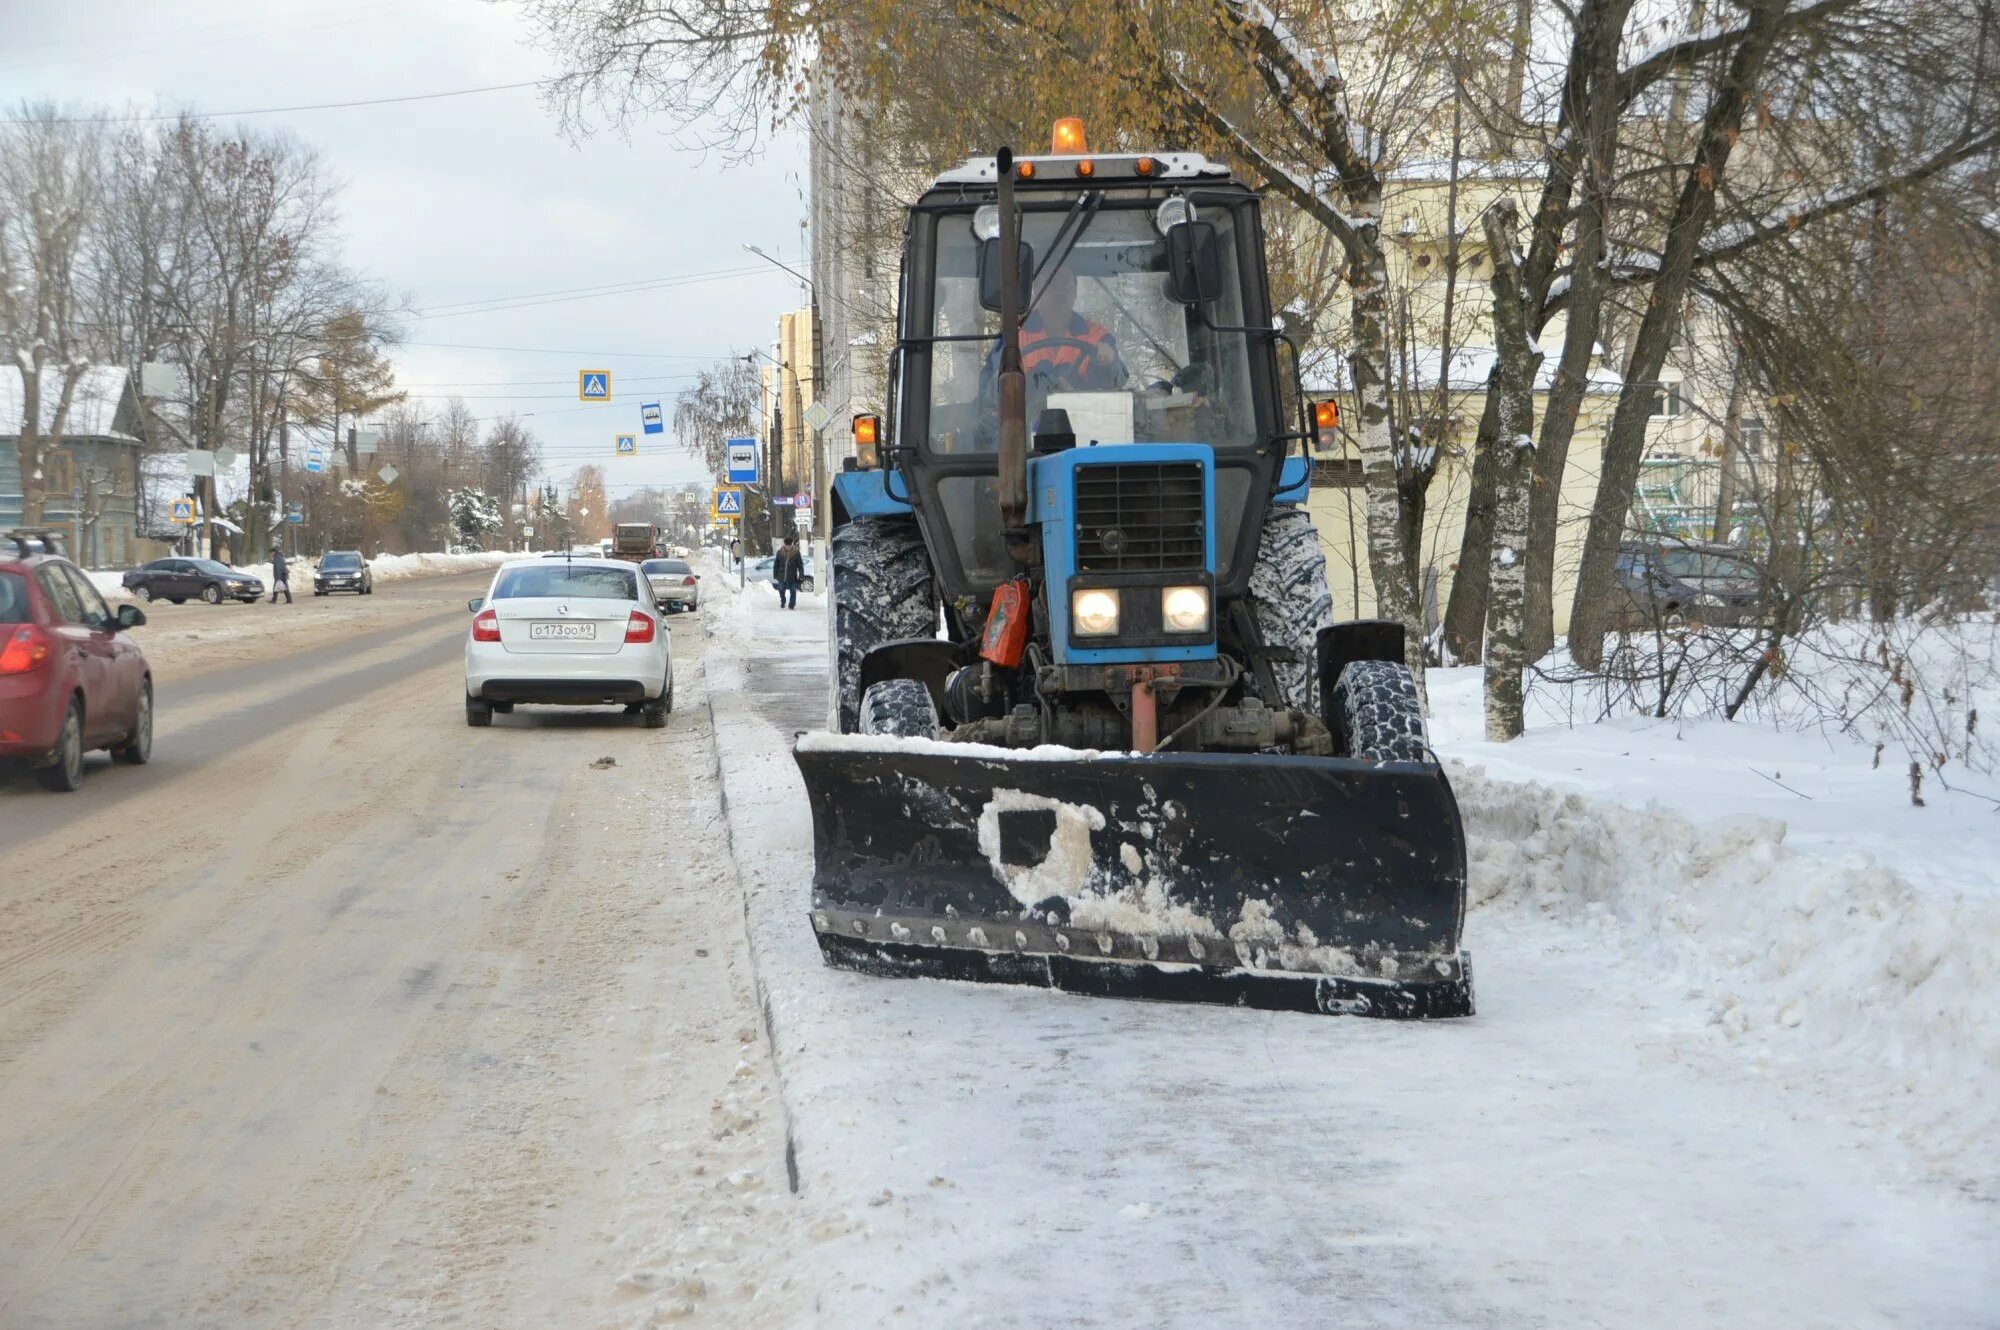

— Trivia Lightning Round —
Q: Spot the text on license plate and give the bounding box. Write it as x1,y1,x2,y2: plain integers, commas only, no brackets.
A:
529,622,596,640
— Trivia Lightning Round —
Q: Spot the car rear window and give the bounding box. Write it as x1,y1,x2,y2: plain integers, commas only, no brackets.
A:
490,565,638,601
642,560,692,575
0,571,29,623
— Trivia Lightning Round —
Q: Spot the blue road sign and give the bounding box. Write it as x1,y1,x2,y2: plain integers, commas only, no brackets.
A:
641,401,664,435
725,437,760,484
714,487,744,517
615,434,637,456
169,498,196,525
579,369,612,401
285,511,304,524
303,453,324,474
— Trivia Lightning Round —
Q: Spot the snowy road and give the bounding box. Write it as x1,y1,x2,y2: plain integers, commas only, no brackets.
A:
0,583,807,1328
705,572,2000,1329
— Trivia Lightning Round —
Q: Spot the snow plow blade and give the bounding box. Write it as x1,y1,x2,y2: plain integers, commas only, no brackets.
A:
794,736,1473,1019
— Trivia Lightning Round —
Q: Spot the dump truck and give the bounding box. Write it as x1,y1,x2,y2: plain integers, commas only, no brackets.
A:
610,523,662,564
795,120,1472,1019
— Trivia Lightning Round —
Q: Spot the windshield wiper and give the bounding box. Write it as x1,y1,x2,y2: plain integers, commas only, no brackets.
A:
1027,191,1102,310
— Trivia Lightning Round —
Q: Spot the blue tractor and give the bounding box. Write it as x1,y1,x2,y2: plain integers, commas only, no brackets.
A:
796,124,1472,1018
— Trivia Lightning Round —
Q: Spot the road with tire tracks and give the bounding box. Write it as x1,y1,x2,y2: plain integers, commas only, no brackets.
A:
0,573,806,1328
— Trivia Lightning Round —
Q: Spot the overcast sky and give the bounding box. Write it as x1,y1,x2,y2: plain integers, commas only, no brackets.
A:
2,0,810,497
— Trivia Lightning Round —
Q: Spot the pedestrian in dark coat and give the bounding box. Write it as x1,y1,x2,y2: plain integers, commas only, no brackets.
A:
270,548,292,604
772,537,805,610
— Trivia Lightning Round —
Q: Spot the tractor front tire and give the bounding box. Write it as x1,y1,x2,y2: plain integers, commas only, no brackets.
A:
1246,504,1334,712
858,678,940,740
1332,659,1429,763
830,517,936,733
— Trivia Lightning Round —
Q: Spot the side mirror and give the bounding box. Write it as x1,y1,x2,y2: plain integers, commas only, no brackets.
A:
1165,221,1222,305
467,597,485,612
978,237,1034,313
116,604,146,630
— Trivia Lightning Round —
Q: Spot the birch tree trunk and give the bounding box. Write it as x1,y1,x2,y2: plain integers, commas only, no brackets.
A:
1566,0,1792,669
1351,229,1428,685
1481,199,1542,741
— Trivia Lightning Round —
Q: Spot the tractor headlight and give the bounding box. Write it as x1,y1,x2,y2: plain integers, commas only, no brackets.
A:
1070,588,1120,637
1162,585,1210,633
973,204,1001,240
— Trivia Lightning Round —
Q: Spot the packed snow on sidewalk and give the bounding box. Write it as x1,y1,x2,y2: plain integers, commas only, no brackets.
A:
692,568,2000,1326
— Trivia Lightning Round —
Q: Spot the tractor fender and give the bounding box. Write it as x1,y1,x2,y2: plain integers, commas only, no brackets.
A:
833,469,916,526
859,637,964,718
1274,454,1312,504
1315,620,1407,719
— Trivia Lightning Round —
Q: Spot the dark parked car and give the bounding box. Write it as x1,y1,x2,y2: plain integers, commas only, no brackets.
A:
121,557,263,605
313,550,373,596
0,532,153,791
1613,539,1765,629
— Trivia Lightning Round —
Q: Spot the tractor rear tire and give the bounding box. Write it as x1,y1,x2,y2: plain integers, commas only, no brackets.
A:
1246,503,1333,712
830,517,936,733
858,678,940,740
1332,659,1429,763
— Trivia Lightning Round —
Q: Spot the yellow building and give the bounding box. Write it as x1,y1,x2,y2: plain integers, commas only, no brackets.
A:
1304,167,1640,634
758,307,821,528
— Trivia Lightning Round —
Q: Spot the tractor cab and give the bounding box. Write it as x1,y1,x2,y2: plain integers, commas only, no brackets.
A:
845,124,1303,625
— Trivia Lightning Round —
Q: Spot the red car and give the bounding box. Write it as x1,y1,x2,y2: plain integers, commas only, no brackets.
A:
0,533,154,791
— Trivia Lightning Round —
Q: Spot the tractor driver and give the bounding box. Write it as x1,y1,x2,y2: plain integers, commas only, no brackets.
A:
988,263,1129,397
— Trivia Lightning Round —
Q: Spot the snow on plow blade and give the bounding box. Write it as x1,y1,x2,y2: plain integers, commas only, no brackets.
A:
794,735,1473,1019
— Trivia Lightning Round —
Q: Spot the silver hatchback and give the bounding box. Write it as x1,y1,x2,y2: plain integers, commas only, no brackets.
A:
641,558,700,612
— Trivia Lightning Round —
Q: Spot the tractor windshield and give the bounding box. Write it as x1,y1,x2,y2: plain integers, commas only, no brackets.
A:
924,202,1261,455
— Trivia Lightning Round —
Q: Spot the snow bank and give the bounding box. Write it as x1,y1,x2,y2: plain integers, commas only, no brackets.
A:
83,549,516,602
363,550,514,583
1455,761,2000,1199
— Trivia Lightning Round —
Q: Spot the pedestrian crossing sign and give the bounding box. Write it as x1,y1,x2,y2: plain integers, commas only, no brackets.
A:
169,498,196,525
578,370,612,401
712,486,744,519
615,434,637,455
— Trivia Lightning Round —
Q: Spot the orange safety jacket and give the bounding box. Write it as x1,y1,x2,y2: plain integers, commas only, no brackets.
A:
990,311,1124,387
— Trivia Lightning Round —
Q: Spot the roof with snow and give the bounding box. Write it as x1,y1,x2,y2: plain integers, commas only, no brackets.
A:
1310,346,1623,394
0,366,143,442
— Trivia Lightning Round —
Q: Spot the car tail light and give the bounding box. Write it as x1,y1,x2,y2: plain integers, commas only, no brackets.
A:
625,610,656,643
682,576,697,586
0,625,52,675
471,608,501,642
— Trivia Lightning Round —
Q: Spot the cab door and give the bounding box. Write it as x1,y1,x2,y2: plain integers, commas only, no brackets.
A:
36,566,116,744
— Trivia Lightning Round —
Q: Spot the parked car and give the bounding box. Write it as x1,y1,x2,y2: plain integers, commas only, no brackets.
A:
313,550,373,596
464,557,673,727
641,558,700,612
0,533,153,791
121,556,263,605
1613,539,1765,629
744,553,816,592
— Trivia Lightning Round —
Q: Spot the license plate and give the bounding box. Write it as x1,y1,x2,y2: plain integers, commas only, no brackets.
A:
529,622,595,640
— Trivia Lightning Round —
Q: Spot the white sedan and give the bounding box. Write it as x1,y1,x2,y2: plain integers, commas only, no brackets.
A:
464,557,674,727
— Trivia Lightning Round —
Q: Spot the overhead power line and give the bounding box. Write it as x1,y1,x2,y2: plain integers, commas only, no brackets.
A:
399,339,736,360
6,80,548,126
413,265,801,321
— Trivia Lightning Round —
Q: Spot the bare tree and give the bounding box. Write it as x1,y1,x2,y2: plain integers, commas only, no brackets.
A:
0,104,105,526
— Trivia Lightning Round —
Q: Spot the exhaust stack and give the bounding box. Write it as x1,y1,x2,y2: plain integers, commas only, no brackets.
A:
993,146,1032,567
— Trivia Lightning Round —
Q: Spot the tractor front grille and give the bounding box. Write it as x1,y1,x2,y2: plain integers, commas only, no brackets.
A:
1074,463,1206,573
